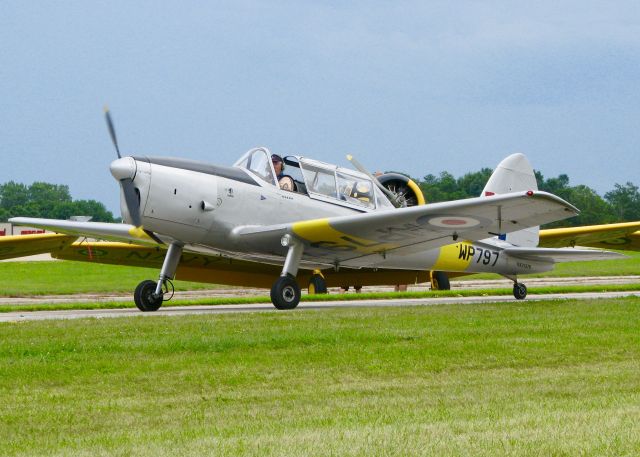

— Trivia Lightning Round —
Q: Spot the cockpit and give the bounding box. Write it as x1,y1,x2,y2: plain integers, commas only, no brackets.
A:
234,147,394,211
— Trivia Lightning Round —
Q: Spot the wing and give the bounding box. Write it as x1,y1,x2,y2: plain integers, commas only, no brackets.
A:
0,233,78,260
539,221,640,251
8,217,161,245
503,247,626,263
233,190,579,267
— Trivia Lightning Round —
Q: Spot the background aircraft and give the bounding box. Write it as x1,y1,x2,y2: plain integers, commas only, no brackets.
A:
2,112,624,310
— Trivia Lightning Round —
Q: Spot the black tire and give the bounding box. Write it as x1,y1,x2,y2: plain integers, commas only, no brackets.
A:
271,275,301,310
513,283,527,300
134,280,163,312
308,274,328,294
431,271,450,290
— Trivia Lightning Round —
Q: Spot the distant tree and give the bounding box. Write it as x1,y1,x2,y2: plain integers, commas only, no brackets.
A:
419,169,493,203
536,172,572,201
51,199,115,222
605,182,640,221
417,169,638,228
0,181,116,222
534,172,616,227
0,182,29,210
457,168,494,198
543,185,615,228
569,185,616,225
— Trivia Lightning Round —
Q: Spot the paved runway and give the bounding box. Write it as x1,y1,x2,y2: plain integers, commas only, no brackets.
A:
1,290,639,323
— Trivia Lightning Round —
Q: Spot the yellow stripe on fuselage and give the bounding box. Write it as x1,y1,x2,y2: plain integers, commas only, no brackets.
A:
432,241,474,271
292,218,397,254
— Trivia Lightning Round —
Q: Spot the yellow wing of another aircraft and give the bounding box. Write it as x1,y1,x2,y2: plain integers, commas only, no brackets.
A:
0,237,428,289
539,221,640,251
0,233,77,260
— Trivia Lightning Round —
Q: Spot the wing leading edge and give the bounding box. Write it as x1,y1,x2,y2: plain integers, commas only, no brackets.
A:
8,218,160,246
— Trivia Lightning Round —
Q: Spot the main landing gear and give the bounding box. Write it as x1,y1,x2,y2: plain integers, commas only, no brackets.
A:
504,275,527,300
430,271,450,291
270,235,305,310
133,242,183,312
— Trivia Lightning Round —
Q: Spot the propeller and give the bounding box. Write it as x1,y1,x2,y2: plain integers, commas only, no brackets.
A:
104,106,121,159
104,106,142,227
346,154,406,208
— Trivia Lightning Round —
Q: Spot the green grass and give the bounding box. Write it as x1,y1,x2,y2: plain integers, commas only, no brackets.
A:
1,298,639,456
0,261,218,296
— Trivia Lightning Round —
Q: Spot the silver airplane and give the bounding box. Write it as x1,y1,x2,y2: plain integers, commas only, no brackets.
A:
8,111,622,311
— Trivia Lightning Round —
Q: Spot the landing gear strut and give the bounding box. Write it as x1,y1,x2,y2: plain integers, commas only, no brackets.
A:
133,242,183,312
271,235,304,310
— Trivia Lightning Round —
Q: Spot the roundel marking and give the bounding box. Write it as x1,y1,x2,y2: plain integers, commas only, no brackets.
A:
427,216,481,229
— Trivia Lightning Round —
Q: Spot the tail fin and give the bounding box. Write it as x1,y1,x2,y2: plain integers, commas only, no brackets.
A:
482,153,539,247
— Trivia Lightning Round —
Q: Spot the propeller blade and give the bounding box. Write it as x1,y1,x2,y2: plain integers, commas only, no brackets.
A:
121,178,142,227
104,106,121,159
346,154,404,208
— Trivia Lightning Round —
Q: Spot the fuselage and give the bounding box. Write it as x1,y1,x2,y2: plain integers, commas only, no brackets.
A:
110,150,554,278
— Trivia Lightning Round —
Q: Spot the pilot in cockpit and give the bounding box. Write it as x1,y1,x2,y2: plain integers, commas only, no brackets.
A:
272,154,295,191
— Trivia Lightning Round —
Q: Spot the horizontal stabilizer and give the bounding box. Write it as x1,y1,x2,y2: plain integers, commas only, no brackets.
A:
503,247,625,263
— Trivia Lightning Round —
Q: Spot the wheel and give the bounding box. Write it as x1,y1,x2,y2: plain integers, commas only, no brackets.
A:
271,275,301,310
308,274,327,294
513,283,527,300
430,271,450,290
134,280,163,311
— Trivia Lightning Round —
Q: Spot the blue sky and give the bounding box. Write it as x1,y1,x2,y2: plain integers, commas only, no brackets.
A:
2,1,639,215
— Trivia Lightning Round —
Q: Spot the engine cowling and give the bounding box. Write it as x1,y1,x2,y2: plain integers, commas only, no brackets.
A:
376,173,426,207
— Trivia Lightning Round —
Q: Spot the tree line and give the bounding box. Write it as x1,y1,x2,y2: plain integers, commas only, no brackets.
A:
417,169,640,227
0,181,116,223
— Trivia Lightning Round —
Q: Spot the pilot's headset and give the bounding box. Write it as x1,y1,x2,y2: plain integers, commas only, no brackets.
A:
271,154,285,171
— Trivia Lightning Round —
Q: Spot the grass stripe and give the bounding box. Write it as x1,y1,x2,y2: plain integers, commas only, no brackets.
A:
0,298,639,455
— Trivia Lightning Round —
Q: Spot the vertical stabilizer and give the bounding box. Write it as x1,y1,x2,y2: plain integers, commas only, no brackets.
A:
483,153,539,247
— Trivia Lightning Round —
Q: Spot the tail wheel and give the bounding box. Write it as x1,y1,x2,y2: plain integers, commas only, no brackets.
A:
308,274,327,294
271,275,301,310
513,283,527,300
134,280,163,312
430,271,451,291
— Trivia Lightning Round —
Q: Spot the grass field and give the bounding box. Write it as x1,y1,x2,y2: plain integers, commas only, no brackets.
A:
0,261,217,296
1,251,639,297
1,298,639,456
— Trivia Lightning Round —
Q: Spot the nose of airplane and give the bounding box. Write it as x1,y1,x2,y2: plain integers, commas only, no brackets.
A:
110,157,137,181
